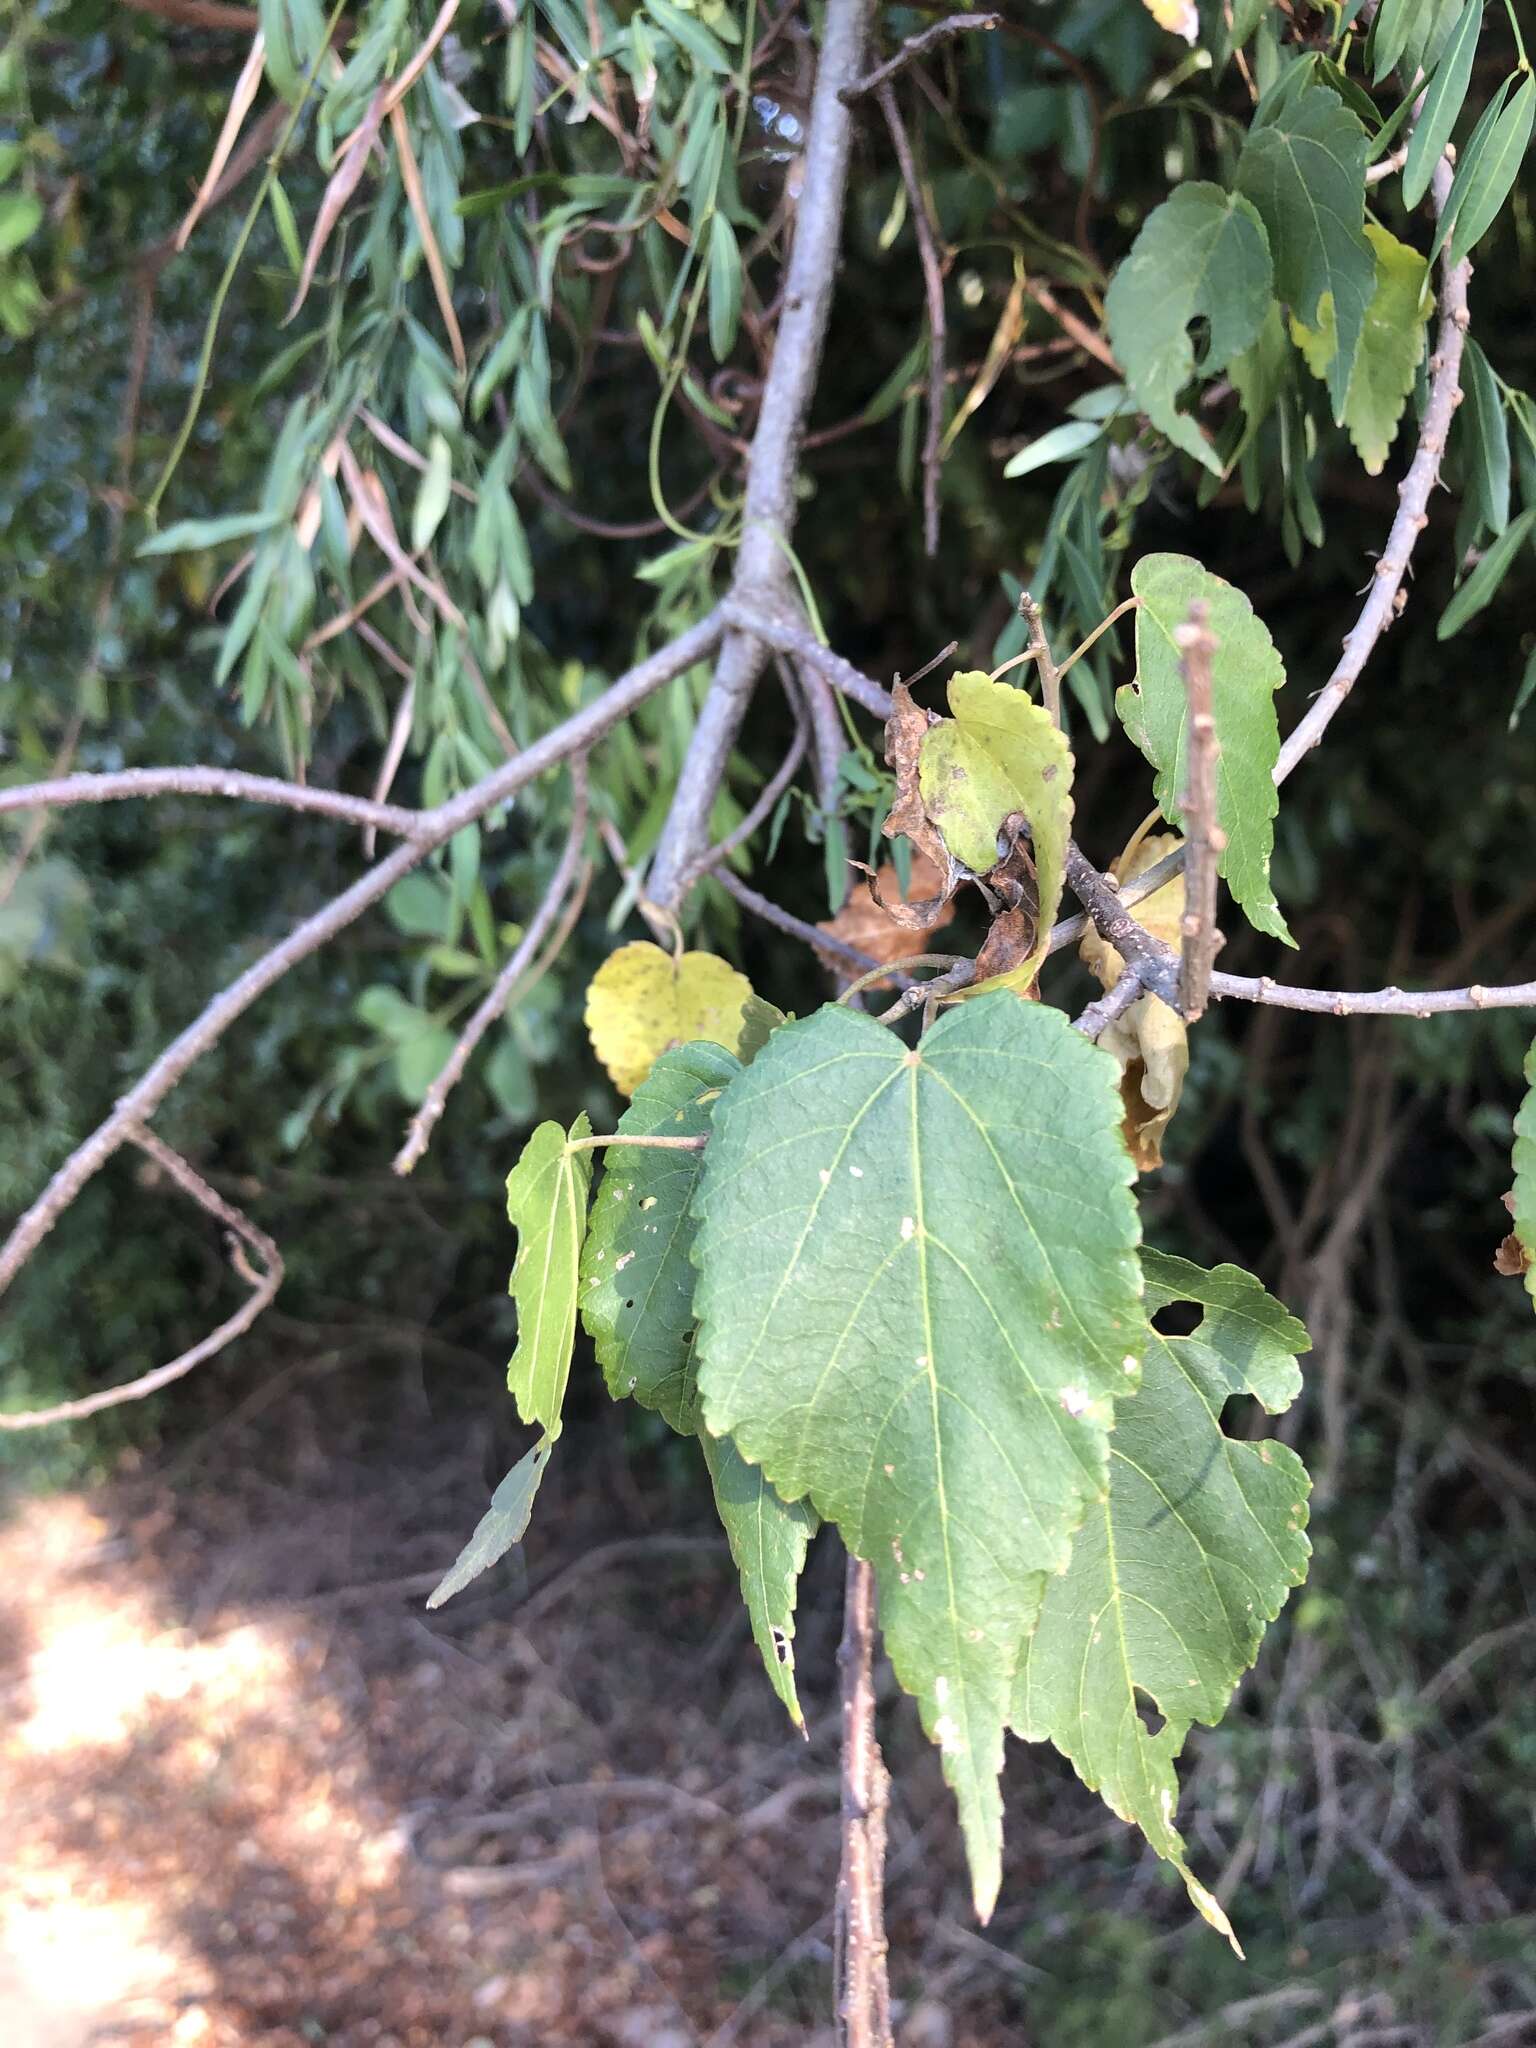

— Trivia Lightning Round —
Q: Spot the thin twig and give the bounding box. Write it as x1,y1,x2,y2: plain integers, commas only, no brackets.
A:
833,1552,893,2048
722,601,895,719
645,0,874,908
679,703,809,893
0,767,433,842
1206,973,1536,1018
0,611,723,1318
876,78,946,556
840,11,1000,102
1276,154,1471,777
0,1127,282,1431
1062,843,1182,1009
1174,602,1223,1021
393,763,592,1175
1073,962,1146,1041
715,869,882,975
1018,592,1062,726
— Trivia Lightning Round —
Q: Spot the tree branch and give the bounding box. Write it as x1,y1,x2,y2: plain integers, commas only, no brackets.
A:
645,0,874,909
834,1551,893,2048
393,762,592,1176
0,1126,282,1431
1073,962,1146,1041
0,611,722,1315
839,11,1001,102
1062,843,1182,1009
876,78,946,556
715,869,883,976
0,766,434,841
1207,974,1536,1018
1276,154,1471,779
723,600,896,719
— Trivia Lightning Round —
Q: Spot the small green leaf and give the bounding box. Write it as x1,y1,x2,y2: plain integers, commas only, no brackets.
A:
412,432,454,553
1403,0,1482,209
394,1022,456,1102
425,1439,554,1609
1105,183,1273,475
1449,73,1534,266
736,994,788,1064
1236,78,1375,422
1014,1252,1311,1953
647,0,732,71
918,673,1073,988
1512,1039,1536,1311
506,1116,594,1436
1460,335,1510,535
1122,554,1293,944
1003,420,1102,480
579,1042,816,1723
259,0,327,100
692,996,1145,1921
1290,225,1431,476
0,192,43,258
1436,507,1536,638
138,511,281,556
267,177,305,276
385,871,452,939
706,212,741,361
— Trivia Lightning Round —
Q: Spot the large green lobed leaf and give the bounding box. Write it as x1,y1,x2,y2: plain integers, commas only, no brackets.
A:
580,1042,816,1725
1105,182,1273,476
691,996,1146,1918
1121,553,1293,944
506,1115,594,1435
1235,74,1375,423
1014,1252,1311,1951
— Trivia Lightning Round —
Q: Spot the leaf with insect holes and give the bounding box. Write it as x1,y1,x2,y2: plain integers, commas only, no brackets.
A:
1106,183,1273,476
691,996,1145,1920
580,1041,816,1723
1120,554,1293,945
1291,227,1431,477
505,1116,593,1435
1014,1251,1312,1953
1235,74,1374,422
425,1438,553,1610
585,941,754,1097
918,674,1073,990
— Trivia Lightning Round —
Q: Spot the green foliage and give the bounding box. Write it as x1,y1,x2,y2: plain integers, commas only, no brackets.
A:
1106,184,1272,474
691,996,1144,1919
1235,72,1375,422
1291,226,1431,477
1121,554,1292,944
1015,1252,1312,1952
425,1438,553,1609
505,1115,593,1435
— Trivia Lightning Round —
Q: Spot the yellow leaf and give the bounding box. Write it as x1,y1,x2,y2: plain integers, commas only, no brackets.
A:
1139,0,1199,43
585,941,754,1097
1081,832,1190,1171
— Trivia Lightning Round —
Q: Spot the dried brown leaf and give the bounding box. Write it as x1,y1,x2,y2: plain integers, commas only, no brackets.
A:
817,851,954,984
285,88,387,327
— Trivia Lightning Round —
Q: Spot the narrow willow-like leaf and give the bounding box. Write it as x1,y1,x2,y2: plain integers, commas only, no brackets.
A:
506,1115,593,1434
579,1042,816,1724
1104,183,1272,475
918,672,1073,989
1448,74,1534,267
426,1438,553,1610
1121,553,1293,944
1403,0,1482,209
1236,77,1374,421
692,996,1145,1920
1436,507,1536,639
1513,1039,1536,1311
1014,1252,1312,1952
1460,335,1510,536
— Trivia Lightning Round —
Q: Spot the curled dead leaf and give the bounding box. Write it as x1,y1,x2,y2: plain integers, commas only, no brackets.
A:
817,851,955,987
1495,1192,1532,1279
1081,830,1189,1171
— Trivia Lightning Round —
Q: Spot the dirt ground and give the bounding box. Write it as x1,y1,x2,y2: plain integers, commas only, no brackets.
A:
0,1370,1017,2048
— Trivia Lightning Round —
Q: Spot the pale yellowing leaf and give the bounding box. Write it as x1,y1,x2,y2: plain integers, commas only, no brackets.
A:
1291,225,1432,476
1139,0,1199,42
585,940,754,1097
1081,833,1190,1172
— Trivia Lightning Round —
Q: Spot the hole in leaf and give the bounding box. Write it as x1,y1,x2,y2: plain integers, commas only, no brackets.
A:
623,1298,635,1310
1151,1298,1203,1338
1133,1688,1165,1738
1220,1392,1266,1441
